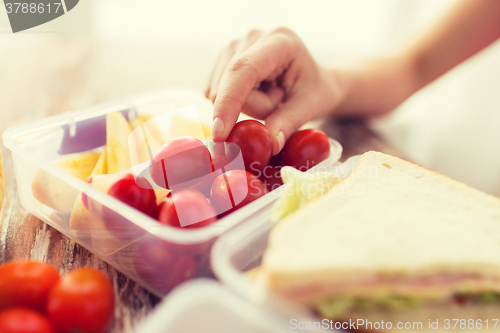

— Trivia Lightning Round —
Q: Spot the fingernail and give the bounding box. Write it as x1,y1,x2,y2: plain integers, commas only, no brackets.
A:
212,117,225,140
274,131,285,155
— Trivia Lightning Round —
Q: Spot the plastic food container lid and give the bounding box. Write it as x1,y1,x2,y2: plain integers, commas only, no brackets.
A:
133,279,299,333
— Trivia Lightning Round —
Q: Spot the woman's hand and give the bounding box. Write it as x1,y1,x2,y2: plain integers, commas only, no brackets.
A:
206,28,345,155
208,1,500,156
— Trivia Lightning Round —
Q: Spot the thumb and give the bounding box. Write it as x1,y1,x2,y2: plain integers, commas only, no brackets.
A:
264,93,316,155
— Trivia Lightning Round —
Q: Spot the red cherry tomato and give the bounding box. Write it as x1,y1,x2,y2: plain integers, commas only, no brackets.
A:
259,165,283,191
191,142,243,197
47,268,114,333
150,136,213,190
226,120,272,175
281,129,330,171
0,308,55,333
136,237,198,293
210,170,268,216
158,189,217,228
0,261,59,312
107,174,158,218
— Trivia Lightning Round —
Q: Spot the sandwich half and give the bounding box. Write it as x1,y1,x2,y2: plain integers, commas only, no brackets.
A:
258,151,500,332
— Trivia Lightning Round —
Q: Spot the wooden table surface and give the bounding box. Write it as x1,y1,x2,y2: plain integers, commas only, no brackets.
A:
0,34,400,332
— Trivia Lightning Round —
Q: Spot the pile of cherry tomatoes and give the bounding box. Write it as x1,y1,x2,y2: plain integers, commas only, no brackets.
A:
0,261,114,333
94,121,330,294
101,119,331,229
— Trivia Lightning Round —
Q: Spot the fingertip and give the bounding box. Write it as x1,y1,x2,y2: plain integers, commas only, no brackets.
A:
272,131,285,155
212,117,225,141
266,95,314,154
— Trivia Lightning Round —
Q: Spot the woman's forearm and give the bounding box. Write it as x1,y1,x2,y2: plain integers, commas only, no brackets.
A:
331,0,500,117
330,52,418,116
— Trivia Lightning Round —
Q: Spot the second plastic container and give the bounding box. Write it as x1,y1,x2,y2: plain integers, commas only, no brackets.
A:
211,157,361,332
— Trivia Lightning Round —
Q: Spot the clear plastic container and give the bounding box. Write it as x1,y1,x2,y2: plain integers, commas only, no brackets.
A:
133,279,299,333
2,87,343,296
211,157,360,331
